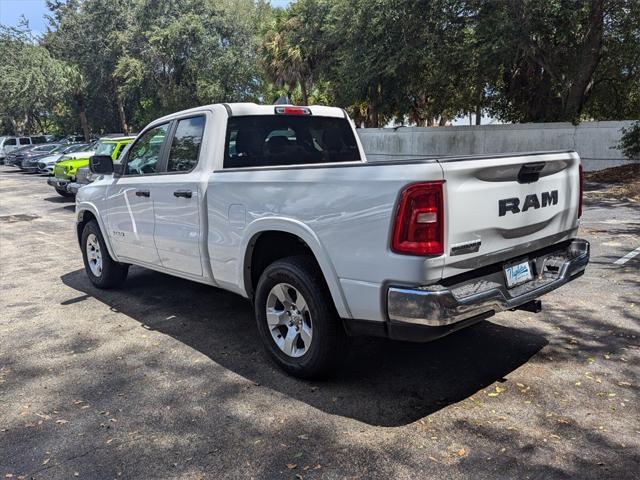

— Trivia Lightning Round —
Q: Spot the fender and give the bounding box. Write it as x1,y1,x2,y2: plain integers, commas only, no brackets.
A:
239,217,353,319
76,201,119,262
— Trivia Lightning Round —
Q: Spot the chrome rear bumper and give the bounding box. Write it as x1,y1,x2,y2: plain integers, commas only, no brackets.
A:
388,238,589,328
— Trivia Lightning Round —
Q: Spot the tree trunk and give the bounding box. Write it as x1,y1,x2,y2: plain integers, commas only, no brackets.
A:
116,93,129,134
79,111,90,142
563,0,604,121
475,104,482,125
9,117,18,135
367,107,379,128
299,79,309,105
75,93,91,142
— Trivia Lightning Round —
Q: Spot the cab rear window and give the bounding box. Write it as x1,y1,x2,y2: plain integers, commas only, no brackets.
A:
224,115,360,169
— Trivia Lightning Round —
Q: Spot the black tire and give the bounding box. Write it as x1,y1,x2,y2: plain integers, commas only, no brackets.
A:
55,187,73,197
81,220,129,289
254,255,349,378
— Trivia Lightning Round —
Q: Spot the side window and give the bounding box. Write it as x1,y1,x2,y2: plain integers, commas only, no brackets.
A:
5,138,17,146
124,124,169,175
167,116,205,172
19,138,31,145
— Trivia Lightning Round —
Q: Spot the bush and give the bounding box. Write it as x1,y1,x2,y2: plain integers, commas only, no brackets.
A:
617,121,640,160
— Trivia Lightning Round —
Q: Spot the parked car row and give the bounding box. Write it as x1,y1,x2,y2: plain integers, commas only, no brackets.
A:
0,134,94,162
48,136,134,196
1,134,134,198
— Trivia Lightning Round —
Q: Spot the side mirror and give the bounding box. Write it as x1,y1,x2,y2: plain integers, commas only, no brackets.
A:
89,155,114,174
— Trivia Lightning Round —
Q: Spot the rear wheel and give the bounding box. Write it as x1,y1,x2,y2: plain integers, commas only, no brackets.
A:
55,187,73,197
81,220,128,289
254,255,349,378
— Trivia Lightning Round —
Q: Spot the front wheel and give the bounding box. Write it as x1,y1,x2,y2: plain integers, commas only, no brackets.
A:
55,187,73,197
81,220,128,289
254,256,349,378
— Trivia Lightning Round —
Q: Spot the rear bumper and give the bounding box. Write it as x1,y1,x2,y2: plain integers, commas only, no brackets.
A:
383,238,589,340
67,182,84,194
48,178,69,189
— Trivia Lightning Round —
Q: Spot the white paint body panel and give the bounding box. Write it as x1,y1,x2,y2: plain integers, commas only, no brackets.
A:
76,103,582,324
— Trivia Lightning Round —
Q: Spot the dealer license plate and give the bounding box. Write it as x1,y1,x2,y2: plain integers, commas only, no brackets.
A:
504,260,533,288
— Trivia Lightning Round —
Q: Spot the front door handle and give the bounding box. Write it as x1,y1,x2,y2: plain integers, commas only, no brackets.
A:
135,189,150,197
173,189,192,199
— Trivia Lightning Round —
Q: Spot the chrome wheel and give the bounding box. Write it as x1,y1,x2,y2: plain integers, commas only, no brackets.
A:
86,233,103,277
266,283,313,358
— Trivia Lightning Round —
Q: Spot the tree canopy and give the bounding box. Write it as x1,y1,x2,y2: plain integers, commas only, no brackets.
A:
1,0,638,135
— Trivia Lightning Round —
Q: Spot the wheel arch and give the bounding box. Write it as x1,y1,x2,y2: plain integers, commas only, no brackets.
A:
241,219,351,319
76,204,118,261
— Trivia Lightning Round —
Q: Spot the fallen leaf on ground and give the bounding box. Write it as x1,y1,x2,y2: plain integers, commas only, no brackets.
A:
286,464,297,470
457,449,466,457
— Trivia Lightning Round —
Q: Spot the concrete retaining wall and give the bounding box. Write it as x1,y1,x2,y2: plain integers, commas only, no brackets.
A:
357,121,637,171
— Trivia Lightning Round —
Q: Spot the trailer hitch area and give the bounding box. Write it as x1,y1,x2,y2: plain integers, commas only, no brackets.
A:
511,299,542,313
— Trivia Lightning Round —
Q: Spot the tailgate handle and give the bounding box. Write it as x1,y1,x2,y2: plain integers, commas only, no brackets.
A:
518,162,545,184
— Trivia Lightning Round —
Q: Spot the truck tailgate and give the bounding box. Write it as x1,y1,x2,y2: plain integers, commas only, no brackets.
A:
438,151,581,278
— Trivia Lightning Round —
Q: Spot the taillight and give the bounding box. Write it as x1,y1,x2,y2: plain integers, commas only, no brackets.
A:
578,164,584,218
274,106,311,115
391,181,444,256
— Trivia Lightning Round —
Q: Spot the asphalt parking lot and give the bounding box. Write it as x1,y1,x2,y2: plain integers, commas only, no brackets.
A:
0,165,638,480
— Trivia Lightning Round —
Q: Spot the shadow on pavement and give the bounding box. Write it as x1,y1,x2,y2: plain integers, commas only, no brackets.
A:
43,195,75,204
61,266,547,427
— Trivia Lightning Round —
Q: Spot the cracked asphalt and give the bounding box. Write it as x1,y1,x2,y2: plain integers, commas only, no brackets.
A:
0,165,638,479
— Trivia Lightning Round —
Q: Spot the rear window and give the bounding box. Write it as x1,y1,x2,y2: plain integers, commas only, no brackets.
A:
224,115,360,169
19,138,31,145
30,136,47,144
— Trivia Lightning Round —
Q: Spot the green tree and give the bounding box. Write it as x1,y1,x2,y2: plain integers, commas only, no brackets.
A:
473,0,639,123
0,24,70,135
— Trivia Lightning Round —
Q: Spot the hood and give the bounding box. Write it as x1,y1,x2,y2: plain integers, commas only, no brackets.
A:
66,150,95,160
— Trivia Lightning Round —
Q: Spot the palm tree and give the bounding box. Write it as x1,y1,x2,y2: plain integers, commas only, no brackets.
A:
63,65,91,141
261,18,310,105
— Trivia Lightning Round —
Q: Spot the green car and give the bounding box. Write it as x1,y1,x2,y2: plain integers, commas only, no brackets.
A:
48,136,134,196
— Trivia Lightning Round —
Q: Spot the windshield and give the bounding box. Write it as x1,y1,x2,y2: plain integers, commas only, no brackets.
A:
33,145,58,153
94,141,117,156
64,144,88,153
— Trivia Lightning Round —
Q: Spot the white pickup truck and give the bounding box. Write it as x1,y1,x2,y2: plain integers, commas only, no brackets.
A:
76,103,589,377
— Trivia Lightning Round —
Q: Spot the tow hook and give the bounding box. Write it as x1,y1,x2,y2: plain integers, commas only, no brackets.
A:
511,299,542,313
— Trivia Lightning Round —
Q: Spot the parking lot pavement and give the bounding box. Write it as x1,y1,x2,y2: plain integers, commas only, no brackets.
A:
0,165,638,480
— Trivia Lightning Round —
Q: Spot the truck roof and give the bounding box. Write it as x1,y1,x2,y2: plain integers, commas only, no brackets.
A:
152,103,346,125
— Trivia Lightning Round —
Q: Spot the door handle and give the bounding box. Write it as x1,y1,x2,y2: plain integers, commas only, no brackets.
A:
173,189,192,199
135,189,150,197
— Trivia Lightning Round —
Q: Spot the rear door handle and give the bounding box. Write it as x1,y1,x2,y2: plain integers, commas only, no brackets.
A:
135,189,150,197
173,189,192,199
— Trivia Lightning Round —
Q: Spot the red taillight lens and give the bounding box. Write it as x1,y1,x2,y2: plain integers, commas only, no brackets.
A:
578,164,584,218
274,106,311,115
391,181,444,256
